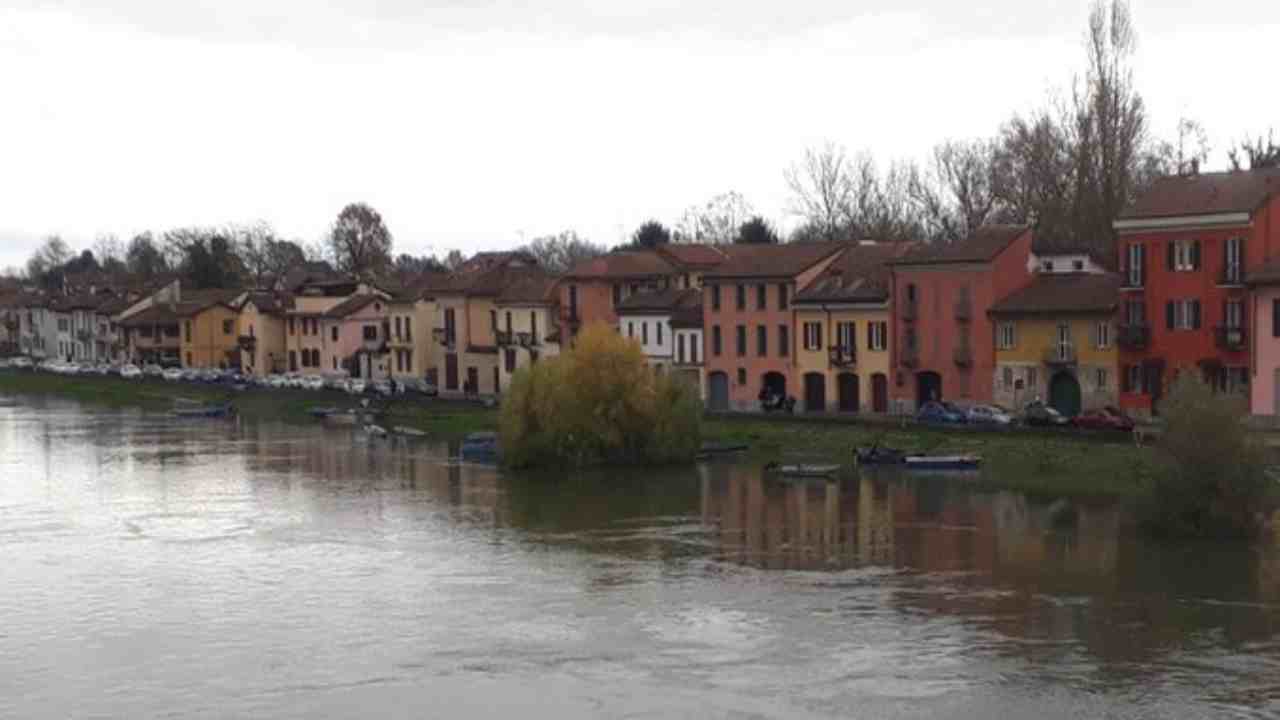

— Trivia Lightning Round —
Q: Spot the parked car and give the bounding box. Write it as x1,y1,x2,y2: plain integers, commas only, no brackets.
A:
10,356,33,370
967,404,1014,426
1023,401,1070,427
917,401,968,425
323,375,350,391
369,379,395,397
142,364,164,378
120,364,143,380
1072,406,1135,432
163,367,184,382
346,379,367,395
302,375,326,391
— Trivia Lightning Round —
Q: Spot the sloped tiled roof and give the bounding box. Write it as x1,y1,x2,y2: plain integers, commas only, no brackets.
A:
242,292,293,314
496,272,559,304
616,286,686,313
564,251,675,280
671,290,704,328
324,294,383,319
891,225,1030,266
655,244,728,269
702,242,847,279
119,304,180,327
439,257,543,297
1247,256,1280,287
391,271,452,302
1119,169,1280,220
988,273,1121,315
795,242,917,303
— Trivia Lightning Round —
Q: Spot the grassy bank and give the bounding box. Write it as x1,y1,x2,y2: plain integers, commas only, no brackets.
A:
0,369,1159,499
0,371,498,438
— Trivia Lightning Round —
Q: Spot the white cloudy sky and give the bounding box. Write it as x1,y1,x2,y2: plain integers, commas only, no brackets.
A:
0,0,1276,270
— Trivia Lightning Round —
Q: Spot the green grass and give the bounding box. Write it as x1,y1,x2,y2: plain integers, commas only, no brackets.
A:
0,369,1163,499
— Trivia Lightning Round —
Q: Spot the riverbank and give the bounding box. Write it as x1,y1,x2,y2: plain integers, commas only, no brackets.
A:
0,369,1164,500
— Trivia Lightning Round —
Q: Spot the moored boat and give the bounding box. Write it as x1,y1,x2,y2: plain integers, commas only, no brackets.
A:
460,431,500,462
392,426,427,438
763,462,841,479
855,446,981,470
172,402,235,418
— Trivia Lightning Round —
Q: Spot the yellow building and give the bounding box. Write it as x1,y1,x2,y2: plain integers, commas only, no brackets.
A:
494,273,561,394
177,290,246,369
988,271,1121,416
789,243,910,413
236,293,288,376
387,274,448,384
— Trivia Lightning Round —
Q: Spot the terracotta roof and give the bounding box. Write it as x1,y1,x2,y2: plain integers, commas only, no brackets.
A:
119,305,180,327
616,286,687,313
988,273,1121,315
891,225,1030,266
440,258,543,297
391,271,452,302
671,290,704,328
795,242,918,303
655,244,728,269
1119,169,1280,220
702,242,848,279
564,251,675,280
496,272,559,304
1247,256,1280,286
96,296,135,316
324,294,384,319
50,294,111,312
243,292,292,314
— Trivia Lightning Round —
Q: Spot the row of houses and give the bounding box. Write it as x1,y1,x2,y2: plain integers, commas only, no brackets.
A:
5,167,1280,417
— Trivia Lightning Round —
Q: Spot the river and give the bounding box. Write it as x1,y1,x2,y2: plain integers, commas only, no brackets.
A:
3,396,1279,718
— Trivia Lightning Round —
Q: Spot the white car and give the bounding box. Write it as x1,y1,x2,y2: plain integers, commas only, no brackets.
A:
302,375,326,391
120,364,143,380
10,357,32,369
143,364,164,378
967,404,1014,426
163,367,185,382
266,374,288,389
346,379,366,395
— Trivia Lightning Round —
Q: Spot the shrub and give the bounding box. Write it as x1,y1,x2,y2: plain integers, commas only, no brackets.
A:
1141,373,1272,538
499,323,703,468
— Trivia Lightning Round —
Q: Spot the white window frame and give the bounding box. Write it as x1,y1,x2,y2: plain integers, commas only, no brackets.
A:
1173,299,1197,330
1127,244,1144,287
1226,299,1243,329
1096,321,1111,349
1225,236,1243,284
1174,240,1194,271
803,322,821,351
869,322,887,351
996,322,1016,350
836,321,855,351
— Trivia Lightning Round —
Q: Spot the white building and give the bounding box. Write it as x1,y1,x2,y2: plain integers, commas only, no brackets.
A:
616,287,704,395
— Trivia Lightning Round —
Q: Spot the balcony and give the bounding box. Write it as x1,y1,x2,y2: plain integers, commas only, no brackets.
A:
516,332,538,348
900,344,919,368
76,329,92,343
828,345,856,368
1042,344,1077,366
362,338,389,354
953,345,973,368
954,297,972,322
237,335,257,351
495,330,514,347
388,333,413,348
1215,325,1247,352
432,327,456,348
1117,324,1150,351
902,299,918,322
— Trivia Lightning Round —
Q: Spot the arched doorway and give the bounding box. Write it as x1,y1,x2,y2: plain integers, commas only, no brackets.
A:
915,371,942,409
871,373,889,413
1049,371,1082,417
761,371,787,399
804,372,826,413
707,371,730,411
837,373,859,412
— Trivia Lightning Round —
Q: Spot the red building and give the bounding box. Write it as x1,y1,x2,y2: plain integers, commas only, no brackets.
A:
1113,169,1280,417
888,225,1033,412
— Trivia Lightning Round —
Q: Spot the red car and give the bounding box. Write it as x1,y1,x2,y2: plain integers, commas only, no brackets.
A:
1072,406,1135,432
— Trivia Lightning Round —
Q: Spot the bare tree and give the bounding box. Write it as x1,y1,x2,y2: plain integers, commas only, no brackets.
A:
329,203,393,278
26,235,70,286
911,140,1005,244
520,230,606,272
442,249,466,271
675,191,754,245
1228,130,1280,170
785,142,855,241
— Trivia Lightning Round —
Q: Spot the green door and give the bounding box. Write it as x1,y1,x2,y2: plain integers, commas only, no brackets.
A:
1049,371,1082,417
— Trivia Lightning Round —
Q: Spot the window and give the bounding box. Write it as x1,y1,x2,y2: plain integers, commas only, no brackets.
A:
504,349,516,373
333,357,338,370
1096,368,1108,390
1165,299,1201,330
1073,260,1084,271
1224,237,1244,284
363,325,378,341
331,326,339,341
569,285,578,317
737,368,747,385
394,317,401,338
1126,243,1145,287
405,318,412,341
1095,321,1111,349
489,310,497,332
1125,299,1146,326
642,321,648,345
691,334,699,363
1168,239,1201,272
868,322,887,351
627,322,634,338
1225,299,1244,329
803,322,823,351
1002,366,1013,389
906,283,916,302
779,325,789,357
1126,365,1144,394
735,284,746,311
778,283,788,310
657,322,663,345
711,285,721,312
1026,366,1038,390
1274,299,1280,337
712,326,722,356
736,325,746,357
612,284,622,308
531,311,537,341
677,334,685,363
756,284,766,310
834,322,855,351
756,325,767,356
289,318,296,335
184,321,192,342
997,322,1016,350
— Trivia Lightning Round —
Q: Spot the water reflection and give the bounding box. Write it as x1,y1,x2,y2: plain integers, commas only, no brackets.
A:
6,396,1280,718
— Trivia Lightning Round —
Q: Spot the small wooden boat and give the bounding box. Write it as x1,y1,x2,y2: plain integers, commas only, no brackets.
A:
308,406,343,418
173,402,235,418
392,426,427,438
460,431,500,461
855,446,981,471
764,462,841,479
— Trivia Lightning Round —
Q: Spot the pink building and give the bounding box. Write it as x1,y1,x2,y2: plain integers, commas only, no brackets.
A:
319,295,391,379
1249,260,1280,416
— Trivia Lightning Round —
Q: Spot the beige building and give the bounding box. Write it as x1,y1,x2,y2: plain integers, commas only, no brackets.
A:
237,293,289,376
494,273,561,394
387,273,449,384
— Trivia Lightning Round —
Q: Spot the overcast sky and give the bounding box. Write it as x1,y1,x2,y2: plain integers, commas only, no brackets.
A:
1,1,1277,271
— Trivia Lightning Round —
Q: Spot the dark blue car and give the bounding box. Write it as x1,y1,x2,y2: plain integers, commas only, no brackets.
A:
916,401,967,425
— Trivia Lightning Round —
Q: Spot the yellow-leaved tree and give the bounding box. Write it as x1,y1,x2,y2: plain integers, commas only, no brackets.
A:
499,323,702,467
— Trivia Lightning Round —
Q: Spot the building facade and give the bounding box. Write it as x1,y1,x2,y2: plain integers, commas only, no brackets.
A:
888,225,1033,413
494,273,561,395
